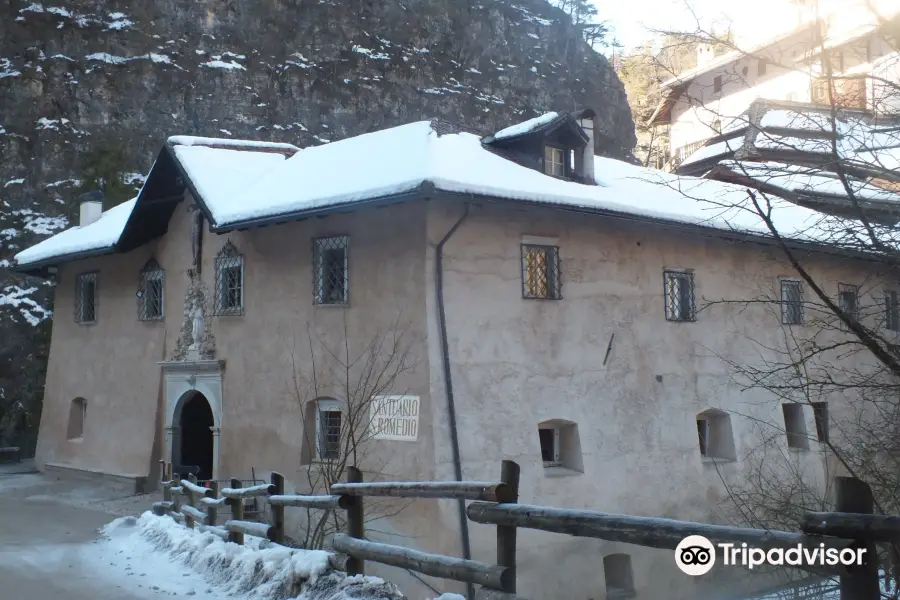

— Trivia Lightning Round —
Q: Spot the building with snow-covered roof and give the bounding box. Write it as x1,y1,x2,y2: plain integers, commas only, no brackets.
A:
12,111,897,600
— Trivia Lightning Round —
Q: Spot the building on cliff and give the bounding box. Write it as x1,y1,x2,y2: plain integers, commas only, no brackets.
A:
11,110,897,599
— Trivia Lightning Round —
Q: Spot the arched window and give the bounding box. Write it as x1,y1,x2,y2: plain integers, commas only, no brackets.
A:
696,409,736,460
67,397,87,441
137,259,165,321
603,553,635,598
214,240,244,316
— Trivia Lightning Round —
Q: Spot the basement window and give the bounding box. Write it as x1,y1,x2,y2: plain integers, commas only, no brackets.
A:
67,397,87,441
783,403,810,450
603,554,636,599
313,236,349,305
74,272,98,324
696,409,736,460
664,269,695,322
214,240,244,316
538,419,582,472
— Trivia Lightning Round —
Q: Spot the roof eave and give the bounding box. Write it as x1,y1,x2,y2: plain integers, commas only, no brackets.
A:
11,245,118,277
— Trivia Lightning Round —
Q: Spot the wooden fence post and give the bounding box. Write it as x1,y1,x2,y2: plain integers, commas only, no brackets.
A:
166,462,172,482
271,472,285,545
171,473,182,517
158,459,165,485
497,460,520,594
228,477,244,545
836,476,879,600
207,481,219,527
184,474,198,529
346,466,365,576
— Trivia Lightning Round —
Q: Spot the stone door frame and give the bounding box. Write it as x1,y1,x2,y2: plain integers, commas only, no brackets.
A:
159,360,225,480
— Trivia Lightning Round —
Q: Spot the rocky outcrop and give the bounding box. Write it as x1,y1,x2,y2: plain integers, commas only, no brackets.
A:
0,0,636,451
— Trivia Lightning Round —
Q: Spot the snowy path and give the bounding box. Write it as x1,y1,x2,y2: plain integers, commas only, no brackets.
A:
0,472,226,600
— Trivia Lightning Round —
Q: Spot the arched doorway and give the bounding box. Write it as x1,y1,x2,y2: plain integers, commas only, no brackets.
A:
176,392,214,480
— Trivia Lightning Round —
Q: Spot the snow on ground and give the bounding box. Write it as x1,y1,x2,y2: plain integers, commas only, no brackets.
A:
90,512,407,600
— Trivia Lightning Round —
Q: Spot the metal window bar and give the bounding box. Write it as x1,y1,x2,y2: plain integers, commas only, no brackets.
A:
74,272,97,323
886,290,900,332
837,283,858,330
781,280,804,325
313,236,349,305
521,244,562,300
319,410,342,459
664,270,695,322
138,260,165,321
214,241,243,316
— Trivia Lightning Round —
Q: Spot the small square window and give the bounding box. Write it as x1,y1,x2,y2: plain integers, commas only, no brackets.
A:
664,270,695,322
838,283,858,329
522,244,561,300
74,272,97,324
885,290,900,331
214,241,244,316
713,75,723,93
138,260,165,321
696,410,736,460
544,146,565,177
538,420,582,472
539,427,560,466
313,236,349,305
781,279,804,325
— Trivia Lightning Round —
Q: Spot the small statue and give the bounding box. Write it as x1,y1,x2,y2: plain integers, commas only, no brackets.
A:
189,298,204,352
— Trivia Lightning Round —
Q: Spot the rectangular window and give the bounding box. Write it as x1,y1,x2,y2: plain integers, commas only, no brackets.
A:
812,402,828,443
317,405,342,460
522,244,562,300
664,270,695,322
314,236,349,305
758,58,767,76
886,290,900,331
538,427,560,466
139,268,165,321
217,259,244,315
782,403,809,450
74,272,97,324
781,279,804,325
838,283,858,329
544,146,565,177
713,75,723,93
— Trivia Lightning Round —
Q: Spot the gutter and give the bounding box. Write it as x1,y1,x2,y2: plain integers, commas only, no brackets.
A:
434,202,473,600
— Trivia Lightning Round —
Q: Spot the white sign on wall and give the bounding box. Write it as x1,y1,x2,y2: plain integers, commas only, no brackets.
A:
370,395,420,441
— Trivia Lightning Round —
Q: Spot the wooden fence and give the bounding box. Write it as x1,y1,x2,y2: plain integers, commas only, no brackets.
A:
153,460,891,600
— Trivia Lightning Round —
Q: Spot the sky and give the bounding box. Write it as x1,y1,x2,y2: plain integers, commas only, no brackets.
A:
592,0,795,53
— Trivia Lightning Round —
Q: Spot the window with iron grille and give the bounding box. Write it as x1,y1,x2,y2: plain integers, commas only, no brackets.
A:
137,259,165,321
886,290,900,332
781,279,804,325
838,283,858,329
74,272,97,324
214,240,243,316
664,270,695,322
313,236,349,305
316,400,342,460
522,244,562,299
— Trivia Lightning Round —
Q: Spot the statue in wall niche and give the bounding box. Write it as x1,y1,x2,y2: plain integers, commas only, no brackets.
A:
189,297,205,353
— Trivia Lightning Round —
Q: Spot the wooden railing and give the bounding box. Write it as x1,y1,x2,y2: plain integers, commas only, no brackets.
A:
154,460,890,600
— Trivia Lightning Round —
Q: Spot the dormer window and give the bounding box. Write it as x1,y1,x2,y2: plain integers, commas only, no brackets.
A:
544,146,565,177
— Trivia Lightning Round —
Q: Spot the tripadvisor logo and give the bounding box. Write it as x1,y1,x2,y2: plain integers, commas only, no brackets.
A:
675,535,867,576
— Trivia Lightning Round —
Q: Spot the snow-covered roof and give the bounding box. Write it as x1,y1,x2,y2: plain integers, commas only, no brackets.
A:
168,135,300,154
489,112,559,141
15,117,897,270
14,198,137,266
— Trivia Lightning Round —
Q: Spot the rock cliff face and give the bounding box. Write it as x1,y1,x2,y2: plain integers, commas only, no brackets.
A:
0,0,635,451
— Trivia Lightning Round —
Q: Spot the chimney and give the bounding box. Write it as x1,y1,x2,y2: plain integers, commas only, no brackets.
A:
574,109,596,184
78,190,104,227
